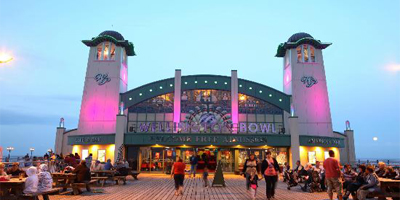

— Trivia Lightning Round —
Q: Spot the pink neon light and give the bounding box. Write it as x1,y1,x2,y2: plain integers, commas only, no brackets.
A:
231,103,238,133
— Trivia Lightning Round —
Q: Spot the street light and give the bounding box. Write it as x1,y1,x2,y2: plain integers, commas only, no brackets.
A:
6,146,14,160
0,53,13,64
30,148,35,158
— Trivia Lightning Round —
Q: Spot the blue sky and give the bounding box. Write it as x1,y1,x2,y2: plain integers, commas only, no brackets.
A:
0,0,399,159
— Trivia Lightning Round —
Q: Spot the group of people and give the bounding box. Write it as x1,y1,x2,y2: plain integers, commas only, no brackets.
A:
286,150,399,200
1,152,131,196
0,162,53,195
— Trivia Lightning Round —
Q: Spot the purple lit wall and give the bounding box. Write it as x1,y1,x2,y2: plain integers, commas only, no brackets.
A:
283,48,333,137
77,46,127,135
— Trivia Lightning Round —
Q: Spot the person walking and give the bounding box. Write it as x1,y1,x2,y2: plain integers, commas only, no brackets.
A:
203,165,209,188
248,169,260,200
189,153,198,178
171,157,186,196
242,154,258,190
323,150,343,200
261,151,280,200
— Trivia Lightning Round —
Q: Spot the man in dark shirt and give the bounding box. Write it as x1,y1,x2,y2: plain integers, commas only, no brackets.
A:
375,162,386,178
72,160,91,194
7,162,25,177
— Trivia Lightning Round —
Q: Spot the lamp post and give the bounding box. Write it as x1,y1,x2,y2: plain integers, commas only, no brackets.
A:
6,146,14,160
30,148,35,159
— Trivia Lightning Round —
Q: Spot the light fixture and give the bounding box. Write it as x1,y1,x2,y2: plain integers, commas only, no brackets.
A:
259,90,262,93
214,81,217,84
239,84,242,87
194,81,198,84
205,80,208,83
269,94,272,97
139,93,142,96
0,53,13,64
159,86,163,89
170,84,173,87
249,87,252,90
129,97,132,100
149,89,152,92
224,82,228,85
184,82,188,85
279,99,282,102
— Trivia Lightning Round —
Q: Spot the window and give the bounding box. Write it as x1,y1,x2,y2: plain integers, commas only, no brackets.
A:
95,42,117,61
324,151,330,159
110,43,116,60
296,46,302,62
303,44,309,62
82,149,89,160
308,151,316,164
310,46,315,62
97,150,106,162
296,45,316,63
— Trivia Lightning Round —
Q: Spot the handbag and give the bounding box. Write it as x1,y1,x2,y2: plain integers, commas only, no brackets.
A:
250,184,257,190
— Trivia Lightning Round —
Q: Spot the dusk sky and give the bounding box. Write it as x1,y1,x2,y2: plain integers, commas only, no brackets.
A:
0,1,399,159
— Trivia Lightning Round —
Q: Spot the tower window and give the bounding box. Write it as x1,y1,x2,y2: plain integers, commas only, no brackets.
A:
95,42,117,61
297,45,316,63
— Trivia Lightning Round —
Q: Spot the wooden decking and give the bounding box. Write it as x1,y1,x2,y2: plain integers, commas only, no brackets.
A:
47,174,335,200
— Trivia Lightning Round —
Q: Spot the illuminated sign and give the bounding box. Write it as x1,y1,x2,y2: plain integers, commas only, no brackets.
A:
134,122,278,134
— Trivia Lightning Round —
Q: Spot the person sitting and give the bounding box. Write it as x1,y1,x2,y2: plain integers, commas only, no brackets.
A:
37,164,53,192
343,164,366,200
357,166,380,200
302,163,314,191
7,162,25,177
90,160,104,171
383,166,397,179
23,167,38,194
294,160,306,175
104,159,114,170
0,163,10,181
64,154,77,167
72,160,91,183
343,164,357,190
85,154,93,168
313,161,325,191
375,162,386,178
115,161,129,176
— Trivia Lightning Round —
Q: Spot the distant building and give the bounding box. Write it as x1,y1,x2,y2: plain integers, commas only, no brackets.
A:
55,31,356,172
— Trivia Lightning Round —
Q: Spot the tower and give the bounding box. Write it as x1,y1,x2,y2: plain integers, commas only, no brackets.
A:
78,31,135,134
276,32,333,137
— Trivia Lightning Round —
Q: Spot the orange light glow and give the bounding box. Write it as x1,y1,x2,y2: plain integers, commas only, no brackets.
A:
0,53,13,63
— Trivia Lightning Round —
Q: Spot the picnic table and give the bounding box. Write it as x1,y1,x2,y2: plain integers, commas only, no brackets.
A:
0,178,25,197
379,178,400,199
52,172,77,191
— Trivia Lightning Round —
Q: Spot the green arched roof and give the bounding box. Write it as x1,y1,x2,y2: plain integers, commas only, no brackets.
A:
82,35,136,56
121,75,291,112
276,37,331,57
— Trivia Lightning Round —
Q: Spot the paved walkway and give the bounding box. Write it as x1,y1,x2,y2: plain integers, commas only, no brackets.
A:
49,174,343,200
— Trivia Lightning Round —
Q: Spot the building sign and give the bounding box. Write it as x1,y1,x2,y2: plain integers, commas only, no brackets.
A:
94,73,111,85
299,135,345,148
301,76,318,88
68,134,115,145
124,133,291,147
133,122,278,134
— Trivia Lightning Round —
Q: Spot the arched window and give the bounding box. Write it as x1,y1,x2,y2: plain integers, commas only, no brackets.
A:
296,45,316,63
95,42,116,61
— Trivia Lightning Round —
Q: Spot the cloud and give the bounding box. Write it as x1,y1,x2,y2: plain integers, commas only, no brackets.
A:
0,109,77,125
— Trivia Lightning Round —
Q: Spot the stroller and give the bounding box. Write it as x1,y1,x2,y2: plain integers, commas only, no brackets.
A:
284,169,299,190
300,170,322,193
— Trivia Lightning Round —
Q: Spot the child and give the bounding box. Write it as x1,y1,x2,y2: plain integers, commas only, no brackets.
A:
249,169,259,200
203,166,209,188
24,166,38,194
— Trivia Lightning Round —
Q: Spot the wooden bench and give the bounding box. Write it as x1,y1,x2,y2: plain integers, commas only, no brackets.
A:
21,188,61,200
71,180,97,195
92,176,108,187
366,191,387,200
113,176,127,185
